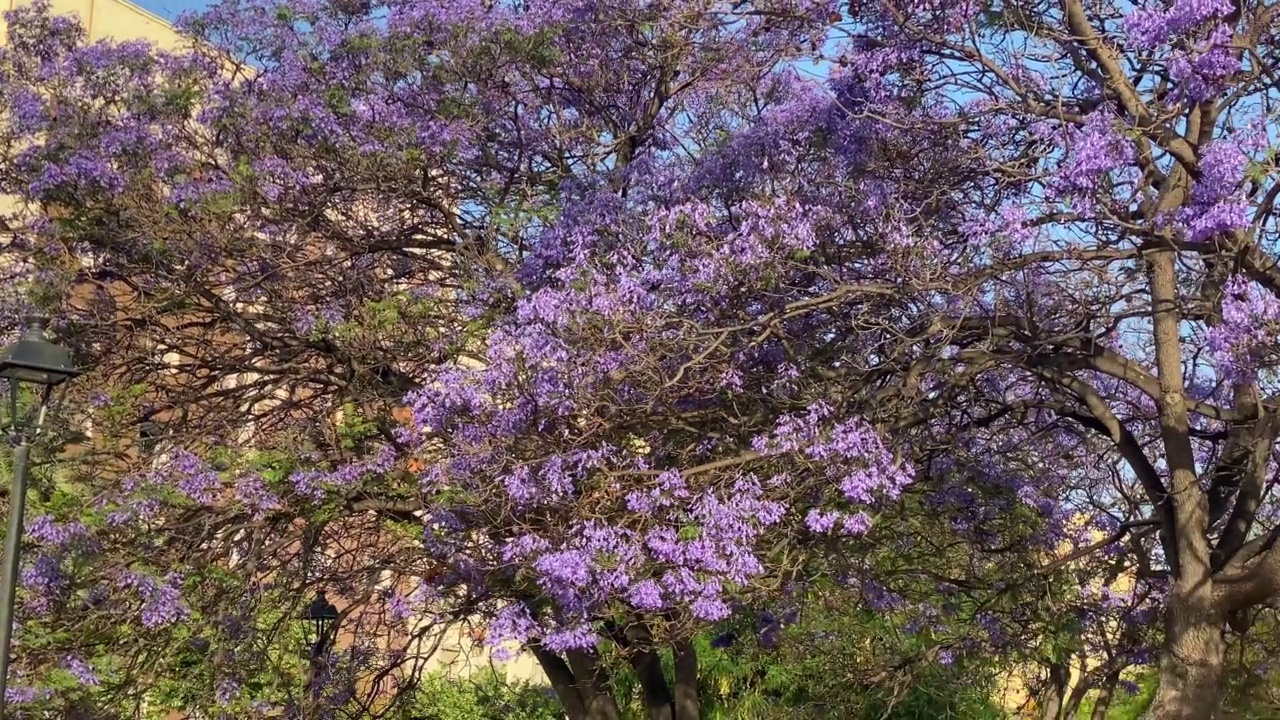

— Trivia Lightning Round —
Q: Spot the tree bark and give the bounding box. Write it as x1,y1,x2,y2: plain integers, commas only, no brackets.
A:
565,650,625,720
672,639,700,720
1145,606,1225,720
1063,666,1091,719
1090,670,1120,720
531,643,590,720
609,619,676,720
1144,249,1227,720
1038,662,1068,720
629,648,675,720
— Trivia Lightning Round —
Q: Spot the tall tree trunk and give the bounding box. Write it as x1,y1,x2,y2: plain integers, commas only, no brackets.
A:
1039,662,1068,720
610,619,676,720
1039,661,1070,717
1145,603,1225,720
566,650,625,720
672,639,699,719
531,643,589,720
1063,665,1092,719
1090,670,1120,720
1144,248,1226,720
629,648,675,720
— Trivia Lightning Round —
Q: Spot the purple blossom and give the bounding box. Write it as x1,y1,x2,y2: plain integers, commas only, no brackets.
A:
25,516,90,549
1206,276,1280,382
4,684,52,705
1168,25,1239,103
21,554,66,616
805,509,841,533
691,596,731,622
627,579,664,611
1125,0,1235,48
541,623,598,652
119,572,190,628
1044,111,1136,212
62,656,98,686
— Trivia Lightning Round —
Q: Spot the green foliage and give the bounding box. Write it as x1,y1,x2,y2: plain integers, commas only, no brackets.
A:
335,401,380,450
1075,671,1157,720
1105,676,1157,720
854,674,1005,720
1216,617,1280,719
145,597,312,717
403,671,562,720
602,607,1005,720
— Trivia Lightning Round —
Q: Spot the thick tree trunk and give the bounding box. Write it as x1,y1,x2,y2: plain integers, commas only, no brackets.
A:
629,648,675,720
1038,662,1068,720
609,619,677,720
1090,670,1120,720
1039,688,1063,720
672,639,700,719
1063,676,1092,719
1144,249,1227,720
566,650,625,720
1146,613,1225,720
531,644,590,720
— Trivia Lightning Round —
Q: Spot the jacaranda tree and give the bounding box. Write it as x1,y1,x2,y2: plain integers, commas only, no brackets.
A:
823,3,1280,718
0,1,893,718
2,1,1280,720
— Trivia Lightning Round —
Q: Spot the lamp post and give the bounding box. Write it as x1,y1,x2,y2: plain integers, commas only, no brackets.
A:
301,591,338,658
0,317,81,715
299,592,338,719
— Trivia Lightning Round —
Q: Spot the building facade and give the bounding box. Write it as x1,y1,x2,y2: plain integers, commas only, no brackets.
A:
1,0,183,47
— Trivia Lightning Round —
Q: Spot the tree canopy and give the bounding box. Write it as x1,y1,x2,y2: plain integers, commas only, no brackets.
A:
1,1,1280,719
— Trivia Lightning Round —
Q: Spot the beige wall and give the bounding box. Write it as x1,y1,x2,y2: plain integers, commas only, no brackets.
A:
2,0,185,46
0,0,187,219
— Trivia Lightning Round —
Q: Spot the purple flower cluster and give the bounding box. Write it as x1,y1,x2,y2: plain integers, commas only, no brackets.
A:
20,554,68,617
753,403,912,515
62,656,99,686
4,684,53,705
1168,25,1240,103
1124,0,1235,48
1206,276,1280,382
482,475,794,651
118,571,190,628
1043,111,1137,214
26,515,91,550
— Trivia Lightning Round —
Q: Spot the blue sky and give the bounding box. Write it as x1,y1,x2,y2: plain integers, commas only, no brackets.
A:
133,0,208,21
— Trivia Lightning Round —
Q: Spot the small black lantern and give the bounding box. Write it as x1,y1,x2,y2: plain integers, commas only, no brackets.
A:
138,419,162,456
301,591,338,654
0,316,81,438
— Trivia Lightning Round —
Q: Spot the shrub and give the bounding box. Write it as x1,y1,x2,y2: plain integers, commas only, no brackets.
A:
405,670,562,720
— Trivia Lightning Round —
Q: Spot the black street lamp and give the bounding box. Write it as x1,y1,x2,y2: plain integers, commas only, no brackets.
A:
0,317,80,715
301,591,338,658
298,591,338,719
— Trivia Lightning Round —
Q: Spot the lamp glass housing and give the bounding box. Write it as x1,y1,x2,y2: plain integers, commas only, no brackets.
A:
0,317,80,437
